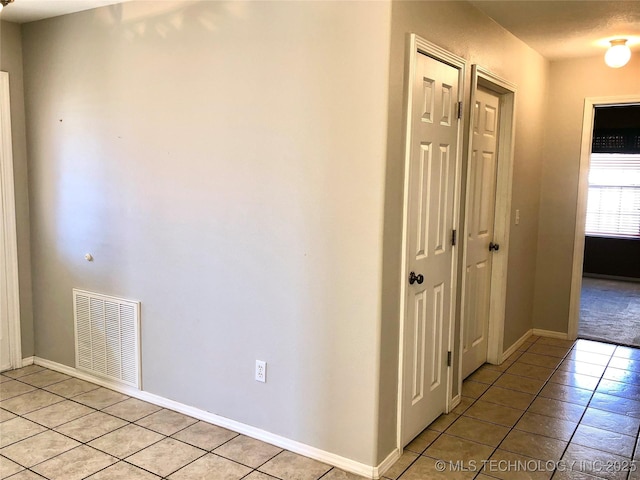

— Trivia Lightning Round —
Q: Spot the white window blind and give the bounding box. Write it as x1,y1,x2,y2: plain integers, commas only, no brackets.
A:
586,153,640,238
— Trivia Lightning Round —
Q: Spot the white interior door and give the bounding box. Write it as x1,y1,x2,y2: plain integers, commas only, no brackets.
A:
402,52,460,446
462,87,501,379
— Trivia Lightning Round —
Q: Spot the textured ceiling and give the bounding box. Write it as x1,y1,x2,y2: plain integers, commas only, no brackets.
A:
470,0,640,60
0,0,130,23
2,0,640,61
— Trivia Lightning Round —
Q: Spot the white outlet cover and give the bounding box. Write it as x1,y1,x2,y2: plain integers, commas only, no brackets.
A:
255,360,266,383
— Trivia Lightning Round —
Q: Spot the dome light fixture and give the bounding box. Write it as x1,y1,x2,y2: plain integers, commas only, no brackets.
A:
605,39,632,68
0,0,15,11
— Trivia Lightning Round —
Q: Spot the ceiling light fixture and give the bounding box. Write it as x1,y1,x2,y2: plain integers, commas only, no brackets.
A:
0,0,15,11
605,39,631,68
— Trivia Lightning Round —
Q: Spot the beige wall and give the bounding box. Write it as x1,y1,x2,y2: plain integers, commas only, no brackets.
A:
533,54,640,334
22,1,391,466
377,1,549,461
0,20,34,358
18,0,559,467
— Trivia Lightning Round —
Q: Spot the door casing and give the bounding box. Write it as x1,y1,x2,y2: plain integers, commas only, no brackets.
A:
567,95,640,340
459,66,517,380
396,34,466,452
0,71,22,371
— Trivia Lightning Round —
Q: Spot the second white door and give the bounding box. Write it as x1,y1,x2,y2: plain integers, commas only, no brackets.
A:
462,86,501,379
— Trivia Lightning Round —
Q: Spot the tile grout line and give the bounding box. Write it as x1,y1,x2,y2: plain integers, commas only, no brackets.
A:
534,342,617,480
87,398,274,479
394,338,640,480
1,385,169,477
475,340,639,480
406,337,542,480
4,343,640,480
551,344,617,479
1,377,269,480
0,344,596,476
470,335,557,479
1,380,194,478
396,340,532,479
4,395,298,480
417,336,574,480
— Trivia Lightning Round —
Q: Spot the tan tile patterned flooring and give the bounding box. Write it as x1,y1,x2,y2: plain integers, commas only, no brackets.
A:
388,337,640,480
0,336,638,480
0,366,354,480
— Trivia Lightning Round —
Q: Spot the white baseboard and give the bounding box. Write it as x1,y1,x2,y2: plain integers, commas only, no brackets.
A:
33,357,383,478
3,356,34,373
583,273,640,283
501,329,533,361
21,356,34,367
449,394,461,413
374,448,400,479
532,329,569,340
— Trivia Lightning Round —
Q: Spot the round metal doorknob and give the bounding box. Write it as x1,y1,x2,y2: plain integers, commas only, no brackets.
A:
489,242,500,252
409,271,424,285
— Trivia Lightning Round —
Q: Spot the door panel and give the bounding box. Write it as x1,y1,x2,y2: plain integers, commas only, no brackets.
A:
402,52,459,446
462,87,501,379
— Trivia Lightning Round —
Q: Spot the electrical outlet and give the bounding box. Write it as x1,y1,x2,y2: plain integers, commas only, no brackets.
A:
255,360,266,383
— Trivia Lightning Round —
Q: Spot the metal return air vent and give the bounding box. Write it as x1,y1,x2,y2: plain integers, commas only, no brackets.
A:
73,289,141,388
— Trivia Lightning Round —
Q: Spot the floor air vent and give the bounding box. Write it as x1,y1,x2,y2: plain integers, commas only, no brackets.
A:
73,289,141,388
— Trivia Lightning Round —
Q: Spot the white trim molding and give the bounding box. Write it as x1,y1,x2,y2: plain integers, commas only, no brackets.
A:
568,95,640,341
500,329,533,362
33,357,390,479
0,71,22,370
501,329,569,362
21,356,34,366
532,329,569,340
449,394,461,412
374,449,401,479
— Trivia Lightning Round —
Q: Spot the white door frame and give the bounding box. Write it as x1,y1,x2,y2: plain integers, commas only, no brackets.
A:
396,34,466,452
567,95,640,340
0,71,22,370
459,66,517,376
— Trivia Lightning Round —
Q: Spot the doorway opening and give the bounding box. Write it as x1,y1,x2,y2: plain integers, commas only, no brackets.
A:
460,66,516,380
578,104,640,347
568,97,640,346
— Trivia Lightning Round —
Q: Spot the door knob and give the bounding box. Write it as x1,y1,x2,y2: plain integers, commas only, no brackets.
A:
489,242,500,252
409,271,424,285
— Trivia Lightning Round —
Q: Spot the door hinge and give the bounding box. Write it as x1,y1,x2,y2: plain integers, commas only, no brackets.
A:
457,101,463,119
447,351,452,367
451,229,457,246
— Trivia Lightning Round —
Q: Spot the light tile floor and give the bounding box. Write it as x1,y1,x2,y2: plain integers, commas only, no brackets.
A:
0,336,639,480
386,336,640,480
0,365,353,480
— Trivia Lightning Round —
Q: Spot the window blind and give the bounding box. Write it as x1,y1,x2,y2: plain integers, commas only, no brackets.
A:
592,129,640,154
586,153,640,238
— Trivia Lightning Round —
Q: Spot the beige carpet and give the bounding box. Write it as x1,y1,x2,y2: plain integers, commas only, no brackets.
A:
579,277,640,347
